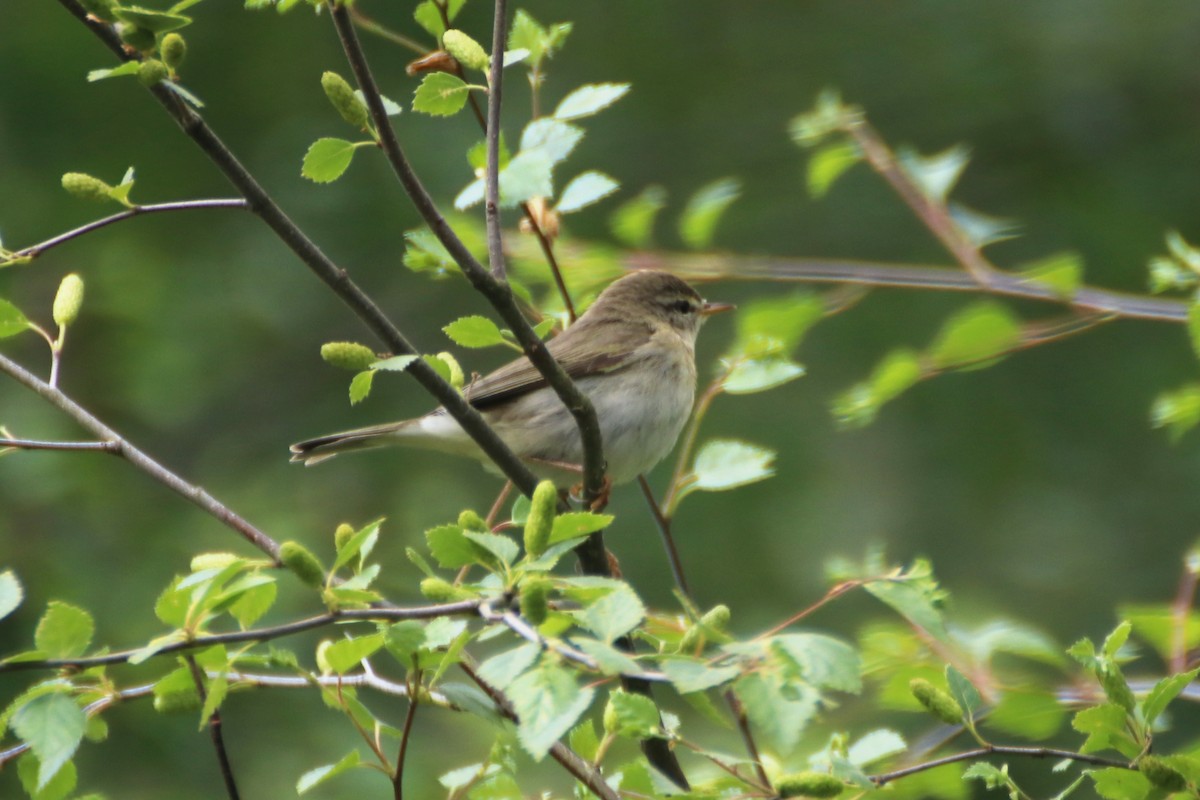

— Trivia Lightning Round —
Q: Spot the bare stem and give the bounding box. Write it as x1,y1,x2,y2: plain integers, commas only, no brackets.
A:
637,475,691,600
484,0,509,281
392,668,421,800
11,199,249,262
0,350,278,558
0,437,121,453
870,745,1132,786
725,690,771,789
185,654,242,800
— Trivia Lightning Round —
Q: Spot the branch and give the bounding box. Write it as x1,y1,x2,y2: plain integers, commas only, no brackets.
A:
53,0,542,499
0,601,482,672
484,0,509,282
0,437,120,453
631,253,1191,324
326,1,606,503
10,199,249,262
392,666,420,800
869,745,1132,786
185,654,242,800
459,661,620,800
0,350,278,558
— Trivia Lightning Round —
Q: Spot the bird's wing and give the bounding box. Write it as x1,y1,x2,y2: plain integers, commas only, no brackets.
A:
464,322,650,410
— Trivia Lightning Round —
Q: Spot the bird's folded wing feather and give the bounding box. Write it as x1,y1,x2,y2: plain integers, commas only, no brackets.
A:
464,323,649,410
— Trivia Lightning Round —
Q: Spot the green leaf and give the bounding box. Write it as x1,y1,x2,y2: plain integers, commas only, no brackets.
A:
17,753,76,800
788,89,853,146
0,297,32,339
678,177,740,249
609,185,666,248
573,638,642,675
466,134,511,172
928,301,1022,370
442,29,489,72
509,660,594,760
734,671,818,755
548,511,613,545
1018,251,1083,299
497,150,554,206
297,750,361,794
1072,703,1140,758
348,369,374,405
1151,383,1200,442
0,570,23,621
1091,767,1152,800
403,228,459,275
604,690,660,738
553,83,630,120
684,439,775,495
988,690,1066,740
1102,621,1132,659
568,720,600,762
199,674,228,729
557,170,619,214
463,531,520,567
444,315,506,348
732,291,825,358
861,559,951,643
831,347,924,429
723,357,805,394
519,118,585,166
323,633,384,674
227,580,276,629
34,602,93,660
1188,303,1200,363
507,10,571,66
1141,667,1200,727
11,694,85,791
847,729,906,766
807,141,862,198
383,620,426,666
425,525,481,569
112,6,191,32
772,633,862,693
478,643,540,690
87,61,141,82
898,144,970,203
949,203,1020,248
302,137,358,183
412,1,445,38
372,354,419,372
412,72,470,116
660,659,740,694
581,583,645,644
945,665,983,723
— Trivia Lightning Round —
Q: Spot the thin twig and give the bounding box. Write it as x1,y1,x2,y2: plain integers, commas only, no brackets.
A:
0,350,278,558
0,437,120,453
10,199,248,262
725,690,771,789
458,661,620,800
484,0,509,281
0,601,482,672
393,666,421,800
54,0,544,499
1171,552,1200,674
348,5,427,54
628,252,1192,324
754,581,864,641
637,475,691,600
185,654,242,800
869,745,1132,786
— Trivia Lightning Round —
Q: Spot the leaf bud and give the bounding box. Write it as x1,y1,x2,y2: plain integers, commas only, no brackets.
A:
523,480,557,557
520,578,550,625
62,172,114,203
52,273,85,328
406,49,456,77
137,59,169,87
153,689,201,714
334,523,356,552
775,772,844,798
420,577,472,602
1139,756,1188,792
909,678,964,725
279,541,325,588
442,29,489,72
436,351,465,389
457,510,488,532
321,71,370,129
320,341,377,371
190,552,240,572
161,33,187,71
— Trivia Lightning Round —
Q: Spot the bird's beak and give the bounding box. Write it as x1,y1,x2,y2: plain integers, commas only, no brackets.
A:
700,301,736,317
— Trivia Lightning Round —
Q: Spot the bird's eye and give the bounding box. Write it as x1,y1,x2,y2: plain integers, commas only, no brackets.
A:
671,299,694,314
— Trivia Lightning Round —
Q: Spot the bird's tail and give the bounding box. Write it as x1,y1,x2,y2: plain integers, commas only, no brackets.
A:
289,419,416,465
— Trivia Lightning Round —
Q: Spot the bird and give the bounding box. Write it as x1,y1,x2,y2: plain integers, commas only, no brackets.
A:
290,270,733,486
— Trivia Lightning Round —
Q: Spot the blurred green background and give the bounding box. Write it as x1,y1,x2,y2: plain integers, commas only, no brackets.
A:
4,1,1200,797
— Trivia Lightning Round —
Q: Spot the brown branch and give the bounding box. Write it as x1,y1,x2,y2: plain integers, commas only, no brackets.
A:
637,475,691,599
0,602,482,672
185,654,242,800
870,745,1132,786
484,0,509,282
392,667,421,800
458,661,620,800
0,437,121,453
0,350,278,558
10,199,249,262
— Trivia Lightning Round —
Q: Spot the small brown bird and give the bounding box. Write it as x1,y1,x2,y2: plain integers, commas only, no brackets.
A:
291,270,733,485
